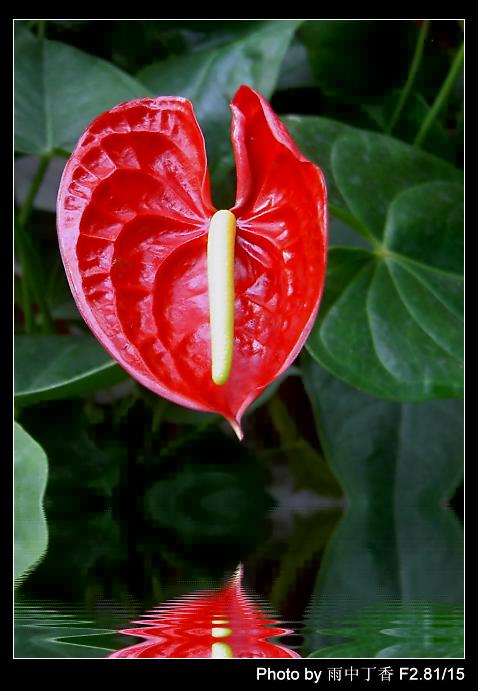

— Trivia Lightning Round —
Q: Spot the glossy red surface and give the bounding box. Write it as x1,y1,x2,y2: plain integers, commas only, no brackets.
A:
108,566,300,658
57,86,327,433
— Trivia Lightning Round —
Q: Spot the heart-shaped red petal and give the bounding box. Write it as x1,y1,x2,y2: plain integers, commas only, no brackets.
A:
57,87,327,435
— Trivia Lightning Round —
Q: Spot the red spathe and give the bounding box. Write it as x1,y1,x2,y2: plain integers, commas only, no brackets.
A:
57,85,327,435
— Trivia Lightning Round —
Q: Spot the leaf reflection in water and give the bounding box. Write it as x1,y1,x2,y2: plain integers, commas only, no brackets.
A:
109,565,300,658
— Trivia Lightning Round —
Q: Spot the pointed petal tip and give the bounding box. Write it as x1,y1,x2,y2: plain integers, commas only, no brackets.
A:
231,83,258,107
229,419,244,441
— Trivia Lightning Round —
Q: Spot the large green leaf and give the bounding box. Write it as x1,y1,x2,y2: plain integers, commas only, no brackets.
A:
301,357,463,656
307,184,463,400
331,131,461,240
15,335,127,405
138,20,300,203
14,30,148,156
285,117,461,226
14,423,49,581
286,120,464,400
282,116,355,209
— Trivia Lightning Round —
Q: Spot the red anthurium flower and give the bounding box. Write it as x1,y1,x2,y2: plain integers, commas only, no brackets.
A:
108,565,300,658
57,85,327,438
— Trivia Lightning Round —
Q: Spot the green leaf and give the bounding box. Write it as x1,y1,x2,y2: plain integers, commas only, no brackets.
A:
284,117,461,232
301,357,463,656
14,423,49,581
282,115,356,209
327,216,370,250
307,180,463,400
14,30,149,156
331,131,461,241
15,335,127,405
137,20,300,202
287,119,464,400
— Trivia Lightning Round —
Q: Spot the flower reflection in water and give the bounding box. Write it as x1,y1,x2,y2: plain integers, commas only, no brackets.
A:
109,565,300,658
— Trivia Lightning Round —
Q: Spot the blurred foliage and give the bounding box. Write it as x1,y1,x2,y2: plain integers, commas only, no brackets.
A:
306,603,464,658
301,356,463,656
14,20,463,658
